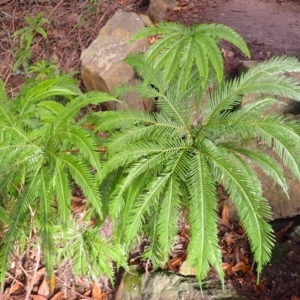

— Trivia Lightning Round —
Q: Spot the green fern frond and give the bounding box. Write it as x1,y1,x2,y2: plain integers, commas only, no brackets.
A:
142,212,163,268
203,57,300,124
203,141,274,270
157,173,181,262
124,54,166,91
55,224,127,284
58,153,102,217
54,126,102,182
233,147,288,197
241,56,300,83
130,22,250,85
50,91,118,136
38,168,56,278
186,150,223,285
192,23,250,56
0,162,43,283
107,151,176,217
53,161,71,231
97,109,157,131
125,173,171,242
252,116,300,181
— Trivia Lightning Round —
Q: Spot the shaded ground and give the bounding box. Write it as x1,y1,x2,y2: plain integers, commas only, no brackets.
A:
1,0,300,299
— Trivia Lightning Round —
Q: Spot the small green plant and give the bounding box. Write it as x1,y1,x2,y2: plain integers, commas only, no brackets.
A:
0,74,126,287
28,60,60,81
12,12,49,73
93,23,300,286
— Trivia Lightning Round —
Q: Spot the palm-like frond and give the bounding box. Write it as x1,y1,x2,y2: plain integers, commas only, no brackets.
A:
130,22,250,87
186,149,223,284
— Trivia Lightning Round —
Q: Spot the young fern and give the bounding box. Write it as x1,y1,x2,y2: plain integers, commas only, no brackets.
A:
0,75,126,285
96,45,300,285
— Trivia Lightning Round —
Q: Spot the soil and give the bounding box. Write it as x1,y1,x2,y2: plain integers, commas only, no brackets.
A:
1,0,300,299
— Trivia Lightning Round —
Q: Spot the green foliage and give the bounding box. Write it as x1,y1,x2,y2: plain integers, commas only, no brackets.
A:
95,23,300,286
0,74,126,285
12,12,49,73
28,60,60,81
130,22,250,92
55,222,126,283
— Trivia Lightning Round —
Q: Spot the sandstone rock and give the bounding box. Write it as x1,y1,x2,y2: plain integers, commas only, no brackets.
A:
115,267,250,300
81,10,153,111
148,0,177,23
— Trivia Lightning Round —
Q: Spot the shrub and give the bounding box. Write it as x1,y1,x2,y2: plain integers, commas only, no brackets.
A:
94,23,300,285
0,74,126,286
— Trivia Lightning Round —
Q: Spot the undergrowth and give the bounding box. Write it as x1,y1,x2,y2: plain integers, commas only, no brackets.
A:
1,19,300,292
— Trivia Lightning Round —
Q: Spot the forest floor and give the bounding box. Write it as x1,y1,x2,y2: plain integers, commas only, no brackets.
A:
1,0,300,299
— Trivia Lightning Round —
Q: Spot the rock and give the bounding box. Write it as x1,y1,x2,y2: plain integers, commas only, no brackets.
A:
139,14,155,27
115,267,250,300
238,60,300,219
289,224,300,240
81,10,153,111
148,0,177,23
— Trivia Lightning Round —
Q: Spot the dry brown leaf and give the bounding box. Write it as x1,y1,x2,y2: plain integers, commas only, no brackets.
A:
63,50,76,72
71,196,86,213
172,5,193,10
32,268,46,286
221,263,231,271
92,281,106,300
224,232,234,245
9,282,22,294
31,295,47,300
233,242,240,263
83,289,92,297
232,261,249,273
169,255,184,269
147,36,158,45
50,291,64,300
275,221,294,242
178,261,195,276
38,277,50,297
258,281,267,293
221,204,229,223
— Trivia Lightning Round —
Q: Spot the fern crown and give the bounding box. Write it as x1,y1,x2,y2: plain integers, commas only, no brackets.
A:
97,22,300,285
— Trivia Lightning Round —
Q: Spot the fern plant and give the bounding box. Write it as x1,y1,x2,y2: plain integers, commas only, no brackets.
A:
130,22,250,90
0,74,126,287
93,23,300,286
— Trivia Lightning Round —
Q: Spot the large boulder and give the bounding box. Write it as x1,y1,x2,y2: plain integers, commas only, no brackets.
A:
80,10,154,111
115,268,250,300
